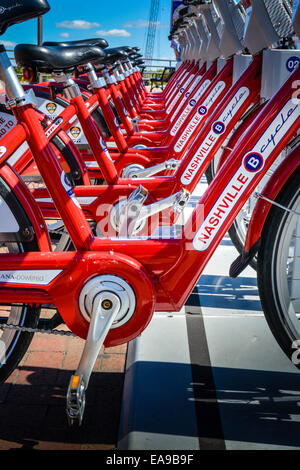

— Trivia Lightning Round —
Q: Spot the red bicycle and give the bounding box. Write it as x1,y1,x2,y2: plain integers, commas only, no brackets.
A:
0,0,299,426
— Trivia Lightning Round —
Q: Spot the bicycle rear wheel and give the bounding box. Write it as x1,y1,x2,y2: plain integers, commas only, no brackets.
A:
257,166,300,366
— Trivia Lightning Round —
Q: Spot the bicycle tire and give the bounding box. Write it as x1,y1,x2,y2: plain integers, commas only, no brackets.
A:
257,166,300,367
0,190,40,382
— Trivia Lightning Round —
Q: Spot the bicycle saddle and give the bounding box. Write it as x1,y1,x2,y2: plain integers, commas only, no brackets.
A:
14,43,105,73
0,0,50,35
128,53,143,60
118,46,139,55
100,47,129,64
132,59,145,66
43,38,109,49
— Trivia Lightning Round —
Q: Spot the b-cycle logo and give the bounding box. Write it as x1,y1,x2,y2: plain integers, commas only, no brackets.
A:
170,79,211,134
170,98,197,135
180,87,250,186
174,81,226,153
166,74,194,114
213,121,225,134
243,153,264,172
193,97,300,252
198,106,207,116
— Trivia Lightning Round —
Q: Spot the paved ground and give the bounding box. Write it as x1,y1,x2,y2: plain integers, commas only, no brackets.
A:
0,329,127,450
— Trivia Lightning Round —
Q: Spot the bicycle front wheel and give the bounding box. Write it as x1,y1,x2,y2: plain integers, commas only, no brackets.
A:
0,241,41,382
257,166,300,366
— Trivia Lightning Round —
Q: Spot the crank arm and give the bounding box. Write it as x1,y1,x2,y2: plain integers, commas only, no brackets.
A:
66,291,121,425
122,159,181,178
118,189,190,237
137,189,190,222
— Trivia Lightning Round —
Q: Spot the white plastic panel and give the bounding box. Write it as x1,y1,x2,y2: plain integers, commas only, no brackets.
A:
206,59,212,71
233,54,253,84
0,195,19,233
217,57,227,73
261,49,300,100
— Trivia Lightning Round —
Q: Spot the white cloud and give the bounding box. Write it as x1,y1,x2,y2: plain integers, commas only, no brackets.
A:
60,32,70,38
1,40,16,48
96,29,131,37
56,20,100,30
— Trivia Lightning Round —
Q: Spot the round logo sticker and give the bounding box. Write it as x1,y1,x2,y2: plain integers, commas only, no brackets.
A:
46,102,57,115
286,56,300,73
70,126,81,139
198,105,207,116
243,152,264,173
212,121,225,135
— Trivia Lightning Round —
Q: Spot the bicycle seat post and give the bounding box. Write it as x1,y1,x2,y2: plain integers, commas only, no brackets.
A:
0,46,37,108
51,71,82,101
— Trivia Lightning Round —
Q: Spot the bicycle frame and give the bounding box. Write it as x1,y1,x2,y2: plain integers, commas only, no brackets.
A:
0,58,298,347
25,55,263,228
13,56,235,184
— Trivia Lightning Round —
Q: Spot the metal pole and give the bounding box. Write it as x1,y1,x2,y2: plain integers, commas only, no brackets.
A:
37,16,43,45
37,16,43,82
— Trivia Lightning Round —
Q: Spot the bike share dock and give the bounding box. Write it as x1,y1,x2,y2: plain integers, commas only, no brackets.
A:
118,179,300,450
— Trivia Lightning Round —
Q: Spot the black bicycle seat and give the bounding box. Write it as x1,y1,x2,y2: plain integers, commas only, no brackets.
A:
43,38,109,49
0,0,50,35
14,43,105,73
128,52,143,60
118,46,137,55
101,47,129,64
133,59,145,66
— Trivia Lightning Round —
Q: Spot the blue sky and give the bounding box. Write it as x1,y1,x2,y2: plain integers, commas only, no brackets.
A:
1,0,175,60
